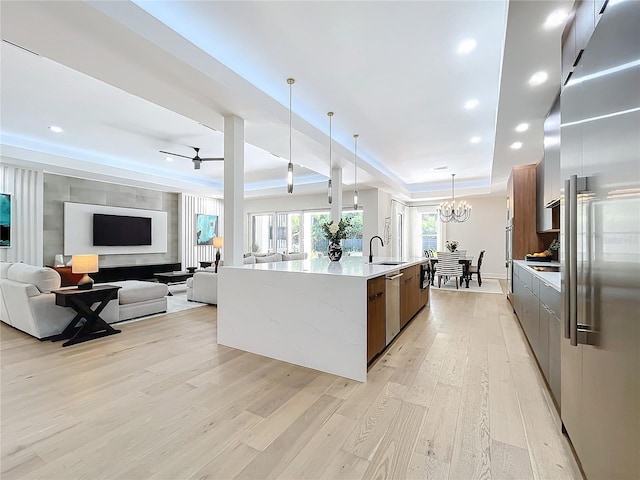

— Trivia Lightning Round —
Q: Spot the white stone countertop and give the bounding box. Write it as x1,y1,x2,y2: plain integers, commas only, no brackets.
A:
222,256,429,279
514,259,561,292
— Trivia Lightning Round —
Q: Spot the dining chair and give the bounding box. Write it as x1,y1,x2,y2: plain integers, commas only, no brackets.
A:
435,251,464,289
468,250,485,286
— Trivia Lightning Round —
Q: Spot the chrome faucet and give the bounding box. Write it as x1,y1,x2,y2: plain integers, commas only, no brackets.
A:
369,236,384,263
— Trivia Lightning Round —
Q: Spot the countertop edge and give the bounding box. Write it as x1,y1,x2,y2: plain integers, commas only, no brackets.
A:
514,260,561,292
222,257,430,280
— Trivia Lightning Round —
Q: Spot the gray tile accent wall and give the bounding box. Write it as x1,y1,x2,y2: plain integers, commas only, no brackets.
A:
44,174,179,268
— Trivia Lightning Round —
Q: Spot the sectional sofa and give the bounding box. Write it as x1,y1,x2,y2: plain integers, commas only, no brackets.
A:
0,262,169,340
186,252,307,305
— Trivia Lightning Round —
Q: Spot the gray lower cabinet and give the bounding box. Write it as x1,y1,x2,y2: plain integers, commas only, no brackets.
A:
512,263,561,407
538,304,550,379
548,311,561,405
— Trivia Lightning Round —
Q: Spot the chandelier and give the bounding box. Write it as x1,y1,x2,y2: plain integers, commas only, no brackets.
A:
437,173,471,222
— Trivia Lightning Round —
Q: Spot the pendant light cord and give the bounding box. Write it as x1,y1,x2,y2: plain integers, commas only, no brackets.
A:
328,112,333,204
287,78,295,193
289,82,292,166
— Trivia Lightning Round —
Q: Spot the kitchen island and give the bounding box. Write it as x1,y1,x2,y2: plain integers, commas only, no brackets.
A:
217,256,429,381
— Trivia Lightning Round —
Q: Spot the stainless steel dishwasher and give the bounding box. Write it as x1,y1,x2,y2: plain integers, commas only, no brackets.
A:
385,270,402,344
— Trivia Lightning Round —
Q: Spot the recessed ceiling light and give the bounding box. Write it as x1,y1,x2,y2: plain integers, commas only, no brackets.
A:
470,136,481,144
165,157,173,162
515,123,530,132
464,99,479,110
457,38,477,54
48,125,63,133
511,142,523,150
543,9,569,29
529,71,548,86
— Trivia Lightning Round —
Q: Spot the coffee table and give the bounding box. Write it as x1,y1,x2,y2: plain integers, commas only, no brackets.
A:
153,271,194,284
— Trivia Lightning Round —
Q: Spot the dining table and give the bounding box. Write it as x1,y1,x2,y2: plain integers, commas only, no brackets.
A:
428,255,474,288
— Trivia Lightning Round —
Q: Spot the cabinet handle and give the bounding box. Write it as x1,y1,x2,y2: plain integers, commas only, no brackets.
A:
386,273,403,280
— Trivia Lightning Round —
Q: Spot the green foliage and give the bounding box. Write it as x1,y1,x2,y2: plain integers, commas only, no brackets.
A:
321,217,352,242
342,212,363,239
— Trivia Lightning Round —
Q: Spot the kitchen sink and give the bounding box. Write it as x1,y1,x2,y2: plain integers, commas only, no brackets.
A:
374,261,406,266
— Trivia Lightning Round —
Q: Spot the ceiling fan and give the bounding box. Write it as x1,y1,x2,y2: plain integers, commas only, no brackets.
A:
159,147,223,170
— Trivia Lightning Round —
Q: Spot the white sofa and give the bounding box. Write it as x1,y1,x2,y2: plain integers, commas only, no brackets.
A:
0,262,169,339
186,252,307,305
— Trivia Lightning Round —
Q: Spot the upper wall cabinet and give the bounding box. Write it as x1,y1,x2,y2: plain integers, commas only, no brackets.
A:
544,95,561,208
537,95,561,233
562,0,606,89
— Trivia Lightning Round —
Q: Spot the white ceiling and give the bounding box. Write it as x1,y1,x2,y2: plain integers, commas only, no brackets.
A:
0,0,573,200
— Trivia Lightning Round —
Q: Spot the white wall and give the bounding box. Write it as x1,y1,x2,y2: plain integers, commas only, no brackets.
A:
443,194,507,278
180,194,223,269
0,160,43,266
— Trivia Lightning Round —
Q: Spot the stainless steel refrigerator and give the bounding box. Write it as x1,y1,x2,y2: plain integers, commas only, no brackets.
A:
560,2,639,479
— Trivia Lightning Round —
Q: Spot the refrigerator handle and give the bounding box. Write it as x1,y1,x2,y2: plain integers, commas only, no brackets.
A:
569,175,578,346
563,179,571,339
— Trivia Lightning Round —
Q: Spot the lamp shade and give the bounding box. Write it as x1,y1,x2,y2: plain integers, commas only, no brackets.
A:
213,237,223,249
71,254,99,274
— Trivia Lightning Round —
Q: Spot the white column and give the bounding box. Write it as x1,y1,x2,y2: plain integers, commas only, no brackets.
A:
223,115,244,266
330,167,342,223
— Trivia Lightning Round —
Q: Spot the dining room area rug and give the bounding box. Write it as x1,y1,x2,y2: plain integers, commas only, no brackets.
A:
435,277,503,294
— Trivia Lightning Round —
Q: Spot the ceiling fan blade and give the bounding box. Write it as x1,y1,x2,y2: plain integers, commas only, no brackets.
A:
159,150,193,160
200,157,224,162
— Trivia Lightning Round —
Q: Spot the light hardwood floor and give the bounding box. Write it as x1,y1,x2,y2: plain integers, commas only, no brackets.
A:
1,284,582,479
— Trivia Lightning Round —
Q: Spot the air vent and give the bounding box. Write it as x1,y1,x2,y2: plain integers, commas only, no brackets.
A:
2,39,40,56
433,166,448,171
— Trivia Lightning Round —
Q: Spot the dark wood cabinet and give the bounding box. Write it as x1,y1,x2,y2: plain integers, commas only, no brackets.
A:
508,164,549,259
367,276,386,363
400,263,428,329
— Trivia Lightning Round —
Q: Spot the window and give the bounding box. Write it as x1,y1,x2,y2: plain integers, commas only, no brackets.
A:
421,212,438,254
342,211,363,256
250,209,363,257
251,214,272,253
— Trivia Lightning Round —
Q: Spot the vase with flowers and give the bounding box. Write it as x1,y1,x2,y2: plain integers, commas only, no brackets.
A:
321,218,352,261
445,240,459,252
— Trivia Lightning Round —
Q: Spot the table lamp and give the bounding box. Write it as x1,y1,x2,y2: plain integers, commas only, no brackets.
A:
213,237,223,273
72,254,99,290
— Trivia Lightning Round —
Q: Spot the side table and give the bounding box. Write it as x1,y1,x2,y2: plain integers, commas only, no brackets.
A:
50,285,122,347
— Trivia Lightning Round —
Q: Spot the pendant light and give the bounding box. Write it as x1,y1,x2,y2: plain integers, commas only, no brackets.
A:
286,78,295,194
353,134,359,210
327,112,334,204
437,173,471,222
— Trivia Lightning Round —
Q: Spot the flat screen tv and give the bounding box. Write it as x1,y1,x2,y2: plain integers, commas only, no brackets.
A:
93,213,152,246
